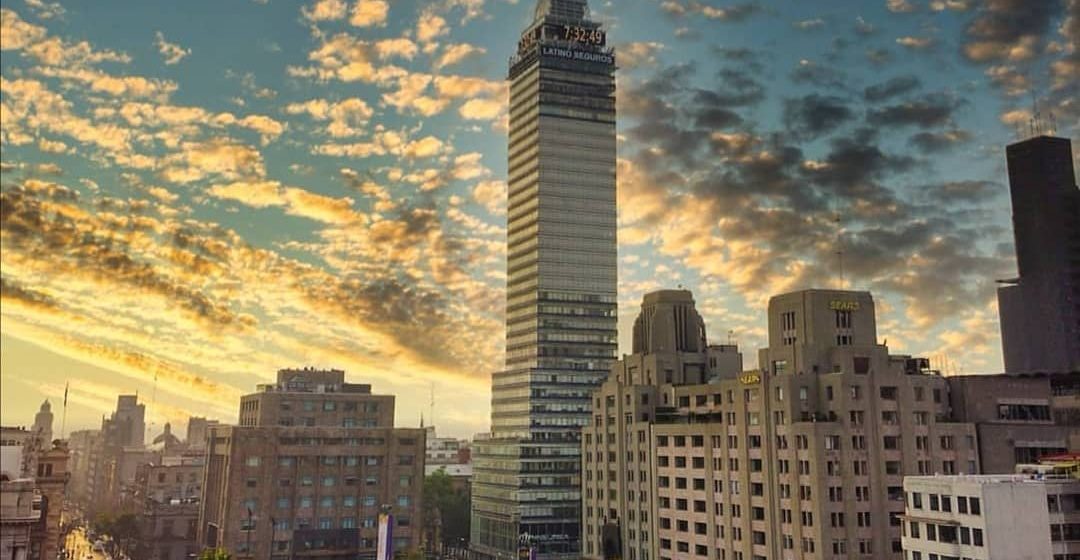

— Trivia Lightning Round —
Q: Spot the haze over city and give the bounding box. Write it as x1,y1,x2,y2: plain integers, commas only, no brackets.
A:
1,0,1077,441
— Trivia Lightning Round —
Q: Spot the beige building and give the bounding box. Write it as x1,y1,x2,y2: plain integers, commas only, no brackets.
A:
198,368,425,559
134,453,205,560
901,470,1080,560
30,442,68,560
582,289,980,560
0,478,40,560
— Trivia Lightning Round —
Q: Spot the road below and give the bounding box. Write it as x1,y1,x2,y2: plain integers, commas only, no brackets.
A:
63,527,107,560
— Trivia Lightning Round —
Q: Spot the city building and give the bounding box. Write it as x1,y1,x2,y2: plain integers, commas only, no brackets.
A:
198,368,425,559
901,469,1080,560
185,417,219,451
133,454,205,560
582,288,981,560
997,135,1080,374
29,442,68,560
31,403,52,451
66,429,101,517
424,426,470,466
948,373,1080,473
470,0,617,557
0,478,40,560
0,427,31,479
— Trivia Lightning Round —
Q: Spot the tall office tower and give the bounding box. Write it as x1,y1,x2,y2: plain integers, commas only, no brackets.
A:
198,368,425,559
997,135,1080,373
582,289,980,560
470,0,617,557
32,400,53,445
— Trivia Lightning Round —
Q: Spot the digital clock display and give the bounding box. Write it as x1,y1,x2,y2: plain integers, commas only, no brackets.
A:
562,25,605,46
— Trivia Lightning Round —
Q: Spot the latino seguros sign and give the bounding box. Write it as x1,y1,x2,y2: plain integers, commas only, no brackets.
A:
541,46,614,65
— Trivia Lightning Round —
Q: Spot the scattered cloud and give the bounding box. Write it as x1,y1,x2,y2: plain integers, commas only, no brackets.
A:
154,31,191,65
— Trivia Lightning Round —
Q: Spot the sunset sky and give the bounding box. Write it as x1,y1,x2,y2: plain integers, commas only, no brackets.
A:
1,0,1076,439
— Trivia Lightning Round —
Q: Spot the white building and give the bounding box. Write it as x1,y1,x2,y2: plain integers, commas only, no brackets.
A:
902,473,1080,560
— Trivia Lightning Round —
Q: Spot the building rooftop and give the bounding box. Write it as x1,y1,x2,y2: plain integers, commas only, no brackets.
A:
906,473,1078,485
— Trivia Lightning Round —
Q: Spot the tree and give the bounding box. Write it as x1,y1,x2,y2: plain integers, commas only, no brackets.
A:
423,468,470,548
198,549,233,560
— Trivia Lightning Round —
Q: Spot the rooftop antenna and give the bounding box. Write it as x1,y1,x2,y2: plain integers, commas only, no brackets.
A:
429,382,435,430
1031,91,1043,137
833,195,845,290
60,382,69,440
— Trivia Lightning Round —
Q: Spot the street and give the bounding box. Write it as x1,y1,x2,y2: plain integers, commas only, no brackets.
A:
63,527,108,560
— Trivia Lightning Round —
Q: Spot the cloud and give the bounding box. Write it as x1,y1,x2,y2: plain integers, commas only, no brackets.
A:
161,139,265,184
302,0,348,21
962,0,1061,62
864,75,921,102
660,1,762,21
284,97,373,137
867,93,963,128
790,59,846,89
793,18,825,30
0,8,46,50
782,94,853,139
896,36,935,50
417,10,448,43
459,98,503,120
909,129,973,153
155,31,191,65
435,43,486,69
350,0,389,27
471,179,505,216
930,0,971,11
886,0,916,13
374,37,418,60
23,0,65,19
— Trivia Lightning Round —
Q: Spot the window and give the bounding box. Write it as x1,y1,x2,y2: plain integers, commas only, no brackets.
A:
880,387,898,400
969,497,981,515
244,457,261,467
929,494,939,511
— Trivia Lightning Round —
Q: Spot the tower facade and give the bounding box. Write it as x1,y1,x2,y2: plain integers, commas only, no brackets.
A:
997,135,1080,373
471,0,616,557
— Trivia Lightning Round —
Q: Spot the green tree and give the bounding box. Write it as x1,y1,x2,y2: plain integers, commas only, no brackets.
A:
423,468,470,548
198,549,233,560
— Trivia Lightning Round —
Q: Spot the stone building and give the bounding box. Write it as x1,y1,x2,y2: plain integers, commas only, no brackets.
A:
198,368,425,559
29,442,68,560
582,288,980,560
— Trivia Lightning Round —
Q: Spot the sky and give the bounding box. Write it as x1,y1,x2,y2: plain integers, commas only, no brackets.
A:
0,0,1077,439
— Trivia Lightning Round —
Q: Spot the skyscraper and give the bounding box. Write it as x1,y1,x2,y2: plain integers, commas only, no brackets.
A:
997,135,1080,373
470,0,617,557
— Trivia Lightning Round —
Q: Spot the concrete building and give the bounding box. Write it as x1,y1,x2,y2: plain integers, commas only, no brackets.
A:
198,368,425,559
424,426,470,466
30,442,68,560
0,478,40,560
948,373,1080,473
582,288,980,560
901,471,1080,560
134,454,205,560
470,0,618,556
0,428,30,480
185,417,218,451
66,429,101,517
31,403,52,452
997,135,1080,374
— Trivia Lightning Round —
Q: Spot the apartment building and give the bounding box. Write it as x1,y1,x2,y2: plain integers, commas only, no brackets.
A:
901,469,1080,560
198,368,425,559
582,289,979,560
